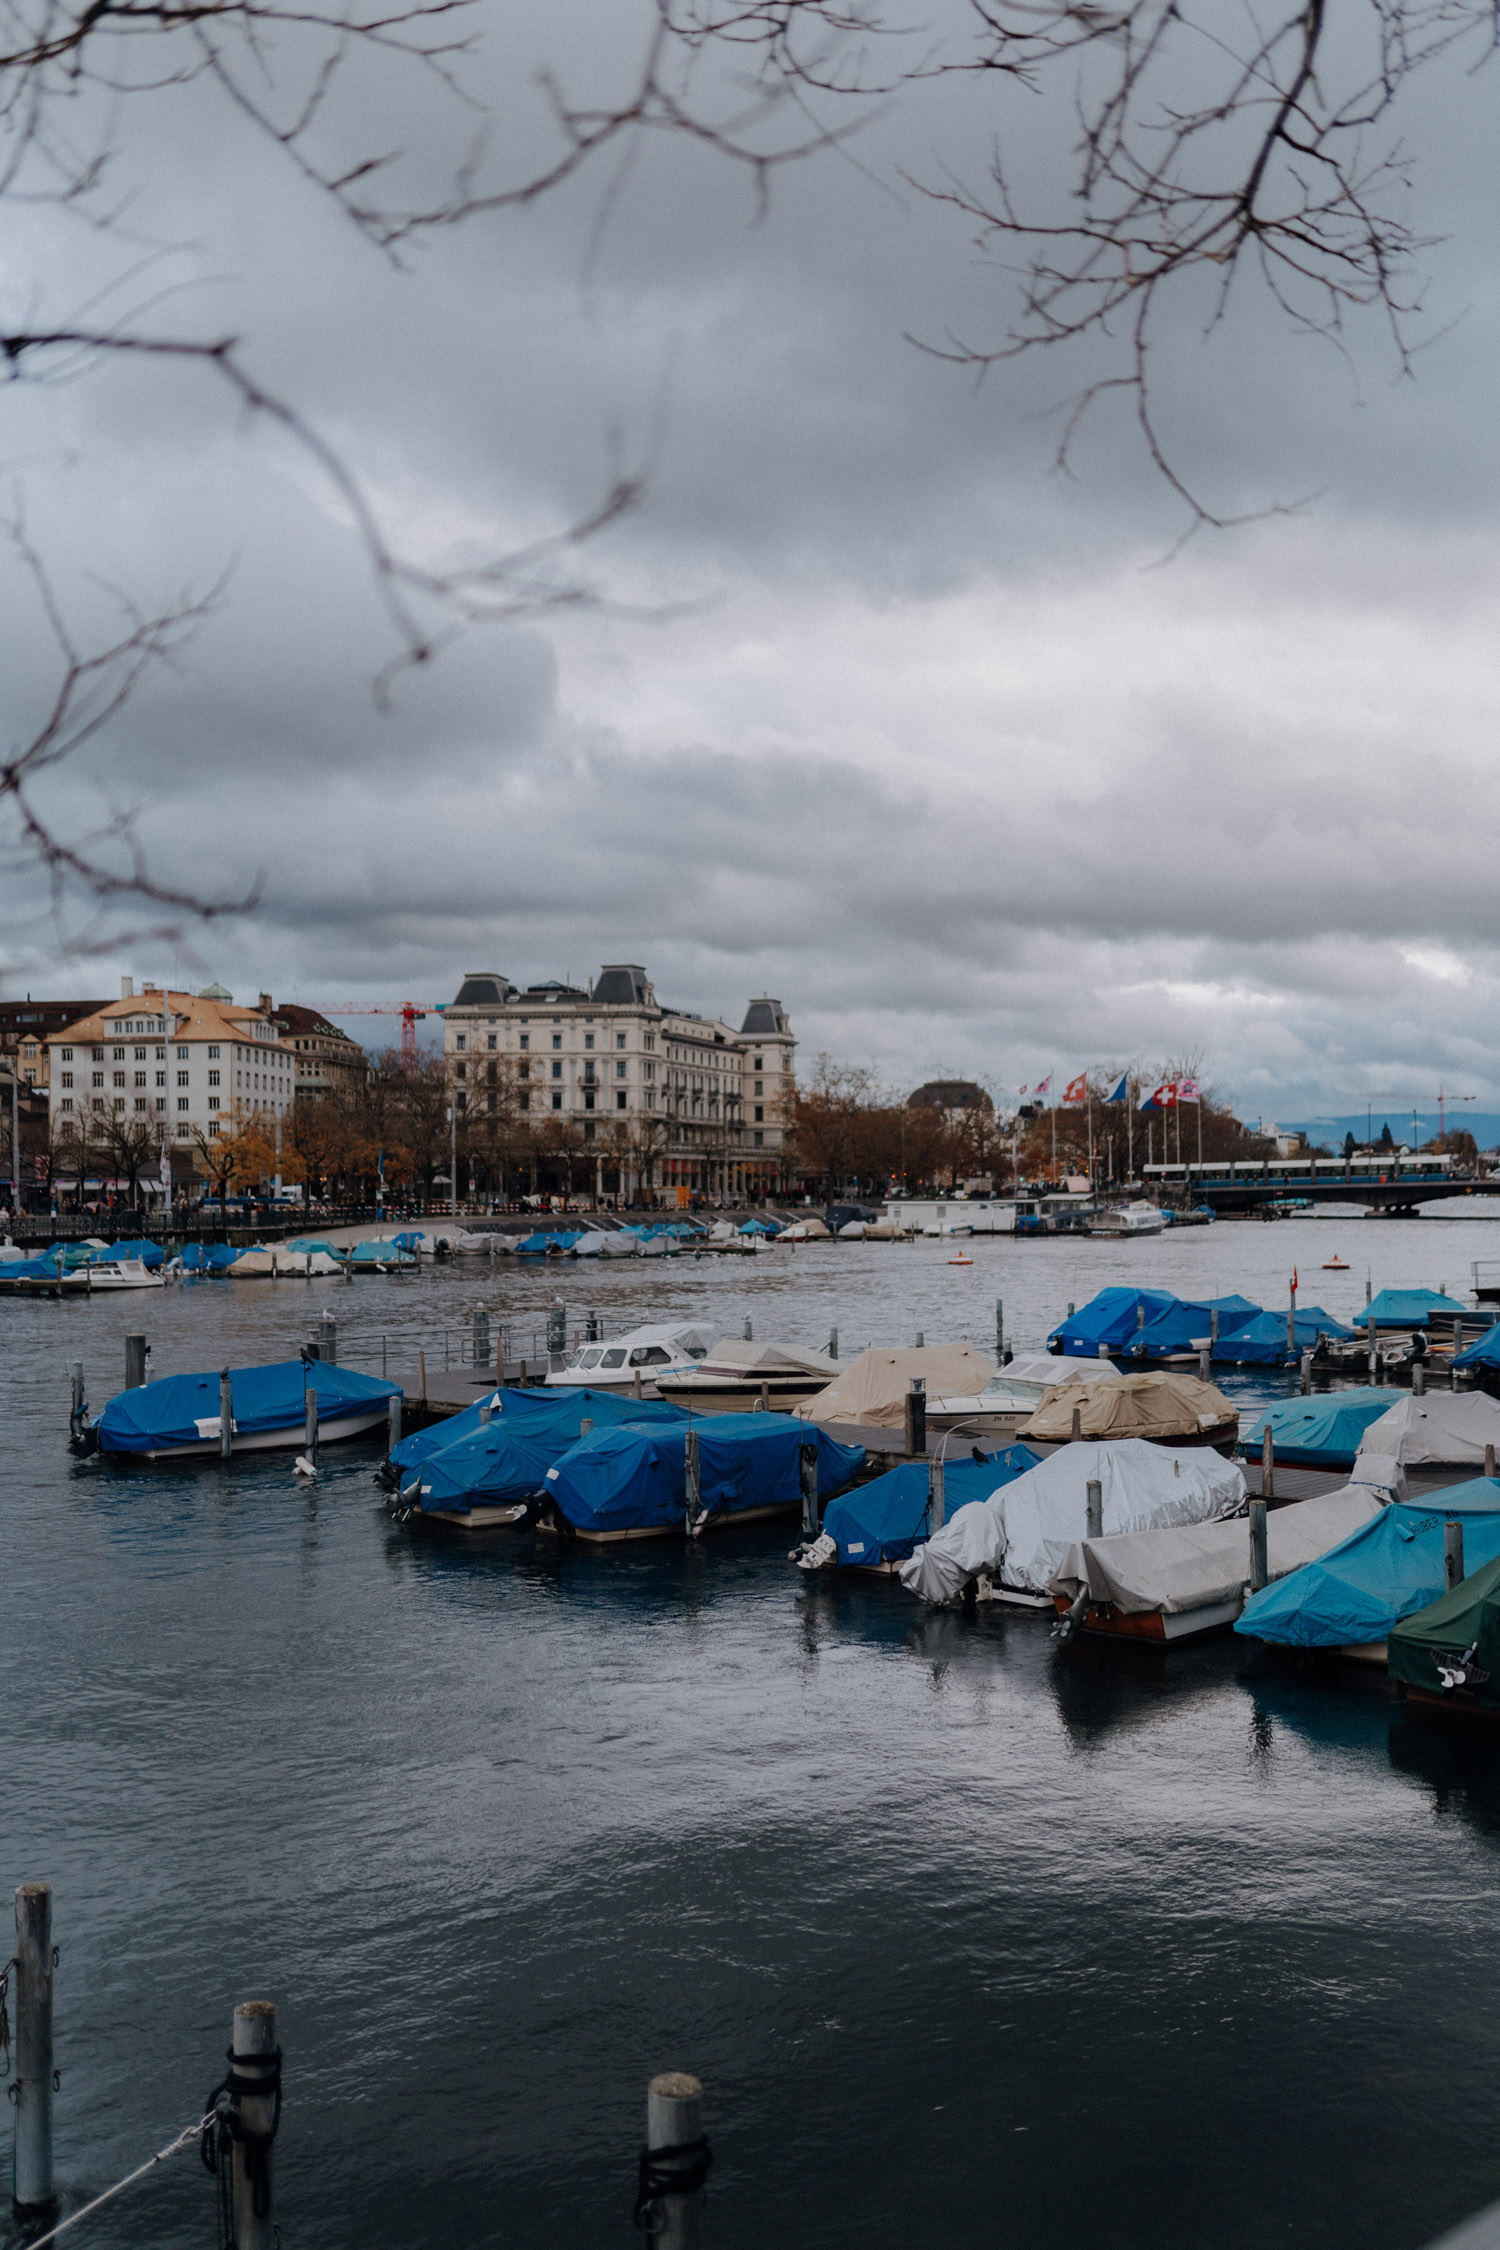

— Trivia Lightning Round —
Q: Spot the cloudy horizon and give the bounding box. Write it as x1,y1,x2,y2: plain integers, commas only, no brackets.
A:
5,0,1500,1125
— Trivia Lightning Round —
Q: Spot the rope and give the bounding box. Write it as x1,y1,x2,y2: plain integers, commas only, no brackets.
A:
21,2112,215,2250
202,2044,282,2250
0,1954,15,2072
633,2135,712,2237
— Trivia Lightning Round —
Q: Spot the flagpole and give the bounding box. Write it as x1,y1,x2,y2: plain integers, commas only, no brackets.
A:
1050,1078,1057,1182
1087,1091,1094,1192
1127,1084,1134,1183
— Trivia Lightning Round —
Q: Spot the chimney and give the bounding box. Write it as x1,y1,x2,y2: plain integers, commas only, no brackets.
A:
258,992,274,1015
121,976,134,999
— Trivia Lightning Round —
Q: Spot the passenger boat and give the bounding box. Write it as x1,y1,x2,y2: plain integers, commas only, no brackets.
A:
1086,1201,1167,1238
91,1357,401,1458
546,1320,716,1389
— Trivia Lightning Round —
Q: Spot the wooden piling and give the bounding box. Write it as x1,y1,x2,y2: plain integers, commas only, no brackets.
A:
479,1401,492,1427
1198,1346,1210,1382
994,1299,1004,1361
124,1333,147,1390
684,1429,701,1534
828,1326,838,1362
220,1368,234,1460
642,2072,706,2250
1085,1478,1102,1540
69,1361,85,1437
1249,1499,1269,1592
800,1442,820,1538
1486,1442,1496,1481
418,1349,427,1404
743,1317,752,1341
928,1456,945,1535
1445,1520,1466,1592
1070,1404,1082,1444
12,1882,55,2216
1300,1350,1313,1395
319,1315,337,1366
387,1392,402,1455
1413,1364,1427,1396
904,1379,927,1459
304,1387,318,1467
229,2000,279,2250
1261,1428,1275,1504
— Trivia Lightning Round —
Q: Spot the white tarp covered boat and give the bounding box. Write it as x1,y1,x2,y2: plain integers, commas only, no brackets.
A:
794,1344,995,1429
927,1353,1122,1434
1355,1391,1500,1468
655,1337,839,1411
1047,1482,1391,1642
898,1438,1245,1604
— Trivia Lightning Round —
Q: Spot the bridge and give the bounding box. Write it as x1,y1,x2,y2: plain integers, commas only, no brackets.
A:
1143,1160,1495,1217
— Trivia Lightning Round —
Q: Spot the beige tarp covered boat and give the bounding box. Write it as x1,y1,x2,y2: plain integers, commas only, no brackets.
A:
1019,1369,1237,1447
794,1344,995,1429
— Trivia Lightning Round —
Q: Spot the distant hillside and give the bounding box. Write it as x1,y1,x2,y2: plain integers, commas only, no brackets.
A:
1279,1112,1500,1152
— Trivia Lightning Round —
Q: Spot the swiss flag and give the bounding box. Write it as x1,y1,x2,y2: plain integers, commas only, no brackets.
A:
1062,1073,1088,1108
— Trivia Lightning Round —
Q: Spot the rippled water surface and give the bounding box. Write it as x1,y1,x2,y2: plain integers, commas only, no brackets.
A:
8,1211,1500,2249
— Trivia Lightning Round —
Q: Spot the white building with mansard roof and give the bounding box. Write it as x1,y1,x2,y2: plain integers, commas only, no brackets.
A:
441,964,795,1200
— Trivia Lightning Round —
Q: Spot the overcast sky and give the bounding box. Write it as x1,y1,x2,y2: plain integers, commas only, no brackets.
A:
5,0,1500,1123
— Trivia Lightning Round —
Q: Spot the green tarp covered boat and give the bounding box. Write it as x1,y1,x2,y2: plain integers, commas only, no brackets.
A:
1389,1552,1500,1714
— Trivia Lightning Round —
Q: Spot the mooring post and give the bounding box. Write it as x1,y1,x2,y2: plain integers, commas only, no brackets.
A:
1413,1363,1427,1396
1445,1519,1466,1592
1285,1301,1296,1358
1136,1303,1145,1331
1210,1309,1219,1348
1367,1316,1377,1382
1070,1404,1082,1443
386,1391,402,1456
69,1360,85,1436
479,1401,492,1427
904,1378,927,1459
1097,1342,1110,1360
124,1333,147,1389
1249,1499,1269,1593
1300,1349,1313,1395
742,1316,752,1341
758,1381,769,1412
1454,1318,1464,1361
304,1387,318,1467
800,1442,820,1538
1487,1442,1496,1481
229,1999,279,2250
642,2072,706,2250
473,1307,490,1368
684,1428,700,1534
633,1365,644,1400
1198,1346,1211,1382
995,1299,1004,1361
580,1417,593,1439
915,1330,925,1349
12,1882,56,2217
1261,1428,1275,1504
1085,1477,1103,1540
418,1348,427,1405
220,1367,234,1460
1067,1302,1075,1320
928,1455,945,1535
827,1326,838,1361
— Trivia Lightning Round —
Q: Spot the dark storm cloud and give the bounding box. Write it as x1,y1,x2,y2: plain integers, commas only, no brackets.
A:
5,1,1500,1117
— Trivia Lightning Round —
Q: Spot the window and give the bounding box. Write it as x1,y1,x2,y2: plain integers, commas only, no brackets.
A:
753,1055,762,1070
133,1047,146,1062
60,1071,73,1089
154,1098,165,1112
456,1092,467,1112
583,1120,595,1140
551,1061,562,1080
616,1090,627,1110
60,1048,72,1062
519,1034,529,1051
551,1091,562,1111
456,1034,466,1052
518,1093,530,1112
154,1047,164,1061
207,1045,219,1059
113,1097,125,1112
754,1079,763,1096
753,1129,764,1148
455,1062,466,1081
645,1062,654,1081
59,1097,72,1113
644,1034,655,1052
207,1070,220,1087
112,1070,126,1089
584,1092,595,1111
176,1121,191,1138
155,1071,165,1087
754,1106,764,1123
91,1097,104,1112
133,1098,147,1113
487,1033,497,1050
584,1033,594,1050
518,1058,530,1079
177,1072,189,1087
583,1061,595,1084
615,1060,627,1079
177,1098,189,1112
134,1071,147,1088
91,1048,102,1062
207,1096,220,1112
616,1032,626,1049
91,1071,104,1089
111,1046,125,1061
551,1034,562,1050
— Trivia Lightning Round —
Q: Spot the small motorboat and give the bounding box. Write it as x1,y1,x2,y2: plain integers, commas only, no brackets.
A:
90,1358,401,1458
84,1258,166,1291
1323,1254,1350,1271
545,1320,716,1389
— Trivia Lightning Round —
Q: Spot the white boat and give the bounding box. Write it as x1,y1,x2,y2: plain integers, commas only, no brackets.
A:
84,1258,166,1291
926,1352,1123,1436
654,1337,839,1412
545,1320,717,1388
1087,1201,1167,1238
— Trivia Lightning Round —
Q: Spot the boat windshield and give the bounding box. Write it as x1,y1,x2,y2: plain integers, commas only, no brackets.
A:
600,1348,627,1367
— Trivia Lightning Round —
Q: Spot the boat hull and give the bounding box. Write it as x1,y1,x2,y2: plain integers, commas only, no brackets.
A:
1050,1593,1244,1644
652,1375,829,1413
108,1406,390,1460
557,1498,796,1543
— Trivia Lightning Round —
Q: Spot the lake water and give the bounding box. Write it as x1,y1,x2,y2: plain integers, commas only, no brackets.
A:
7,1208,1500,2250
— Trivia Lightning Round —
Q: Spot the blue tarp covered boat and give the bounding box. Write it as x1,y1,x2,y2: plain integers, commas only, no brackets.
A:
106,1239,165,1268
1362,1287,1470,1329
1455,1322,1500,1373
390,1385,685,1480
1241,1388,1406,1468
546,1413,865,1539
97,1357,401,1457
405,1398,686,1516
1213,1306,1358,1366
345,1239,418,1270
180,1243,241,1272
1124,1295,1261,1359
1235,1483,1500,1646
820,1446,1039,1568
1048,1288,1180,1358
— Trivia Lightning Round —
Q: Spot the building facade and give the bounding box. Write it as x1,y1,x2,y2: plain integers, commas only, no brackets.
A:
441,965,795,1200
263,999,368,1101
0,999,109,1097
44,979,296,1152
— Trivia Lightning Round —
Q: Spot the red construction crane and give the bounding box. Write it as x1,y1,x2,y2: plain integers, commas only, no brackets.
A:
322,1003,436,1065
